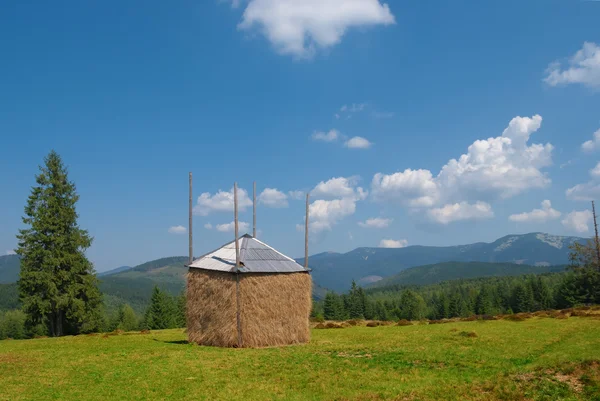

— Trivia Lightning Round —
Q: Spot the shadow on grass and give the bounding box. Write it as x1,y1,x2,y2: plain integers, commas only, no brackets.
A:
153,339,190,345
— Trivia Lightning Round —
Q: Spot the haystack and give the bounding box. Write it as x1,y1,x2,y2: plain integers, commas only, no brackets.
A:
186,234,312,348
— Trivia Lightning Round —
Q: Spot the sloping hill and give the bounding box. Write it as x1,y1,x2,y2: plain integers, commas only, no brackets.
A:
369,261,567,289
0,255,20,284
298,233,584,291
98,266,132,277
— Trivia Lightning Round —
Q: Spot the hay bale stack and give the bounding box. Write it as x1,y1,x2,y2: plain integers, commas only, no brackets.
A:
186,235,312,348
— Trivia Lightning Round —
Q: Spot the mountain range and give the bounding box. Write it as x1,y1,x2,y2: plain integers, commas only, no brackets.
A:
295,232,585,291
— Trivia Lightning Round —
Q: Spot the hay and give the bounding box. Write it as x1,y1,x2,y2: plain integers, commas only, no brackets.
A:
186,269,311,348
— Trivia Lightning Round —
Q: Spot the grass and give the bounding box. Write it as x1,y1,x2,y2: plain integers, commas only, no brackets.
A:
1,317,600,400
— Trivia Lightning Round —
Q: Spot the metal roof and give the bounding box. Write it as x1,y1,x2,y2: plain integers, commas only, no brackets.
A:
188,234,310,274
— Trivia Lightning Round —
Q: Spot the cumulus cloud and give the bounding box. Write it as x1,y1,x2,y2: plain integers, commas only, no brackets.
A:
581,129,600,153
288,190,305,200
168,225,187,234
204,223,213,229
193,187,253,216
562,210,593,233
566,161,600,201
509,200,561,223
544,42,600,89
372,115,552,208
344,136,372,149
427,201,494,225
300,176,368,232
312,129,340,142
312,176,365,199
215,221,250,233
379,239,408,248
233,1,395,58
358,217,392,228
258,188,288,208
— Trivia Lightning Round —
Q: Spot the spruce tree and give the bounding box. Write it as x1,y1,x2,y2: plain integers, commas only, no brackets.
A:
323,292,338,320
144,286,176,329
116,304,138,332
16,151,102,336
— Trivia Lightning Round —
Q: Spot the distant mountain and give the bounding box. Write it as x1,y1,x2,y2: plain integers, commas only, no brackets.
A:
0,254,20,284
98,266,132,277
369,261,567,289
297,232,585,292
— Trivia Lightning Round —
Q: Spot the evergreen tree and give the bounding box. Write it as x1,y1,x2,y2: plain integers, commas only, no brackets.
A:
16,151,102,336
323,292,339,320
399,290,426,320
175,293,187,328
348,281,365,319
511,282,534,313
144,286,176,329
116,304,138,332
0,310,26,340
374,300,389,321
475,285,493,315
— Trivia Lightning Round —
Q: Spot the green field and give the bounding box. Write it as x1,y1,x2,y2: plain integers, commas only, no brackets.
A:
1,316,600,401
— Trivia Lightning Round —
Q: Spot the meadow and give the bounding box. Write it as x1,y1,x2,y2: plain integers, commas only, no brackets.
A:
1,315,600,401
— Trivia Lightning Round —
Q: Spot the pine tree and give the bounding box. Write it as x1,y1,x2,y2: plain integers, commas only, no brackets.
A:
511,282,534,313
144,286,176,329
116,304,138,332
348,281,365,319
475,285,493,315
399,290,426,320
323,292,339,320
175,293,187,328
16,151,102,336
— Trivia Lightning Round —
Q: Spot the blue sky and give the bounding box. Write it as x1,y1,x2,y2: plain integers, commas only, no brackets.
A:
1,1,599,272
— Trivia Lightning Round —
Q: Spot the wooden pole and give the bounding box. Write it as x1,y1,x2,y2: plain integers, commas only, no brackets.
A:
305,193,310,269
234,182,240,268
188,172,193,265
593,201,600,269
253,181,257,238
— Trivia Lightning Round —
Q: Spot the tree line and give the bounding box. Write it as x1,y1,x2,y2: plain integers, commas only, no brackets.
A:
314,252,600,322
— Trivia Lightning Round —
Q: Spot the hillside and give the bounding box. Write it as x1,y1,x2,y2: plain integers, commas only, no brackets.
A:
369,261,567,289
0,254,20,284
299,232,585,291
98,265,132,277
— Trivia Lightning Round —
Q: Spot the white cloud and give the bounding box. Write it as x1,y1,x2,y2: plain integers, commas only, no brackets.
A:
193,187,253,216
379,239,408,248
258,188,288,208
372,115,552,207
581,129,600,153
544,42,600,89
344,136,372,149
288,190,305,200
566,161,600,201
427,201,494,225
168,225,187,234
312,129,340,142
509,200,561,223
358,217,392,228
215,221,250,233
312,176,361,198
306,198,357,233
235,0,395,58
204,223,213,230
562,210,593,233
5,250,16,255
